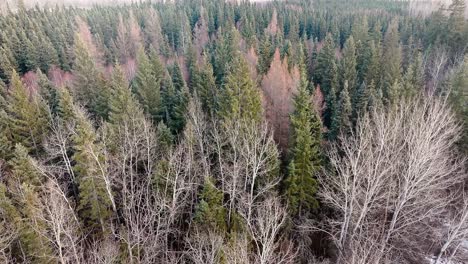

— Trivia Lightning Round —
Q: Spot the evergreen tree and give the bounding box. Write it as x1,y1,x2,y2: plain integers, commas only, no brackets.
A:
258,34,274,76
340,36,358,94
133,48,163,124
449,55,468,154
57,87,77,123
8,144,54,264
218,54,262,123
108,63,144,126
352,81,369,124
161,65,189,134
285,61,322,216
447,0,467,54
37,69,59,116
336,81,353,136
5,70,49,155
72,34,110,120
194,177,227,232
191,56,218,115
381,19,402,104
72,108,113,234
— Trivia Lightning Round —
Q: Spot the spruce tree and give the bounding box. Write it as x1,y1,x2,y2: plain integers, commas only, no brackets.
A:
133,48,163,124
57,87,77,123
72,34,110,120
108,63,144,126
285,62,322,216
194,177,227,232
9,144,54,264
5,70,49,155
161,64,189,134
336,81,353,136
191,56,218,115
341,36,358,94
72,108,113,234
381,19,402,104
218,54,262,123
37,69,59,116
449,55,468,154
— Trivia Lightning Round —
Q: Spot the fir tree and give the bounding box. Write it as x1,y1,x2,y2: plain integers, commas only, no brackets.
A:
57,87,77,123
449,55,468,154
72,34,110,120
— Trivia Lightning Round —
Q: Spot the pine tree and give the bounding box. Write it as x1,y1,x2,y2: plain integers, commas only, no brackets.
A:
133,47,163,124
285,61,322,216
194,177,227,232
0,46,15,83
218,54,262,123
402,52,423,98
72,108,113,234
5,70,49,155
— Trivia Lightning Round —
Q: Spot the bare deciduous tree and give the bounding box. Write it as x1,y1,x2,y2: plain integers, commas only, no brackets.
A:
318,96,466,264
244,196,296,264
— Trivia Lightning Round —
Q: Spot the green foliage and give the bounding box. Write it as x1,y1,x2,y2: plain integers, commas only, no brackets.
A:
191,56,218,115
341,36,358,93
381,19,402,103
8,144,54,264
3,70,49,156
37,69,59,116
161,64,189,134
285,62,322,216
72,34,110,120
133,47,164,124
57,87,77,123
109,64,144,126
194,177,227,232
72,108,113,233
336,82,353,136
449,55,468,154
218,55,262,123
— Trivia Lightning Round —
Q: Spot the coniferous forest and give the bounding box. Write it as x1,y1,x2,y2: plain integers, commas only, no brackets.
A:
0,0,467,263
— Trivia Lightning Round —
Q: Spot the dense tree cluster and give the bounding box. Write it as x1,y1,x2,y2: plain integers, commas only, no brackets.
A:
0,0,467,263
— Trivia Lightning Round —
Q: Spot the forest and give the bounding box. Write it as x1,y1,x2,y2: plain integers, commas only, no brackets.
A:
0,0,467,263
